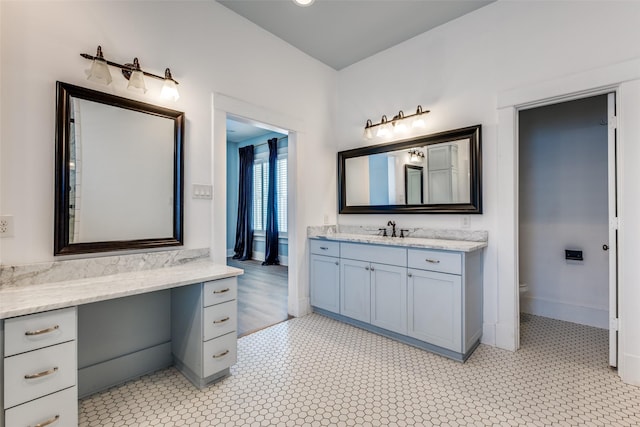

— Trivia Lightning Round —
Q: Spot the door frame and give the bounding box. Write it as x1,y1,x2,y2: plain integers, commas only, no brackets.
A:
514,92,618,362
495,59,640,378
212,93,308,317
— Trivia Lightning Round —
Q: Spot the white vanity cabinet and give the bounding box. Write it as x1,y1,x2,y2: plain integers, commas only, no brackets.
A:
2,307,78,427
309,237,484,361
309,240,340,314
171,277,238,389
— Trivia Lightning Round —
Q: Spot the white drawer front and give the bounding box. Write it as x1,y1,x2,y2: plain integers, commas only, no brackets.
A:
408,248,462,275
4,340,77,408
309,239,340,257
341,242,407,266
5,386,77,427
202,333,237,378
203,278,237,307
5,307,77,356
203,300,237,341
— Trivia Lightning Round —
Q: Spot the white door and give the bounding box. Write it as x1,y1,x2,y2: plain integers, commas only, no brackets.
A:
607,92,619,368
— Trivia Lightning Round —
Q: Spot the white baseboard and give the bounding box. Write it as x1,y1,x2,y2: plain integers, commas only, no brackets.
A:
495,322,517,351
252,251,288,266
481,323,496,346
226,249,289,266
290,297,310,318
622,353,640,386
521,295,608,329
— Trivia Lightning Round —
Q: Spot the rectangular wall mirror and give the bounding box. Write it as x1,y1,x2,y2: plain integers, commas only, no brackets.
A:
338,125,482,214
54,81,184,255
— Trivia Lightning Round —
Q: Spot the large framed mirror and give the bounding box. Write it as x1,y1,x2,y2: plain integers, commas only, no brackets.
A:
338,125,482,214
54,81,184,255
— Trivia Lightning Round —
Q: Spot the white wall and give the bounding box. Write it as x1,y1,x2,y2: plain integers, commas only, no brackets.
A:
335,0,640,384
0,1,336,266
519,95,608,328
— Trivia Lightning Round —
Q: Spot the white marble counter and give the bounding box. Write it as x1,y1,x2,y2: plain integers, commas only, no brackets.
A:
309,232,487,252
0,261,243,319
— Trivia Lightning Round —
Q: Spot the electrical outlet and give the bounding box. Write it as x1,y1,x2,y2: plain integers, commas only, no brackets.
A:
0,215,14,237
460,215,470,229
323,214,329,225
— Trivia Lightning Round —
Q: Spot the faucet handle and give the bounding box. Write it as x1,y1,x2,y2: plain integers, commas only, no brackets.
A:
378,228,388,237
400,229,410,238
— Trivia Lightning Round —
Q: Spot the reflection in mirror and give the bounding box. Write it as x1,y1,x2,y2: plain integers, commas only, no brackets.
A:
55,82,184,255
405,165,423,205
338,125,481,214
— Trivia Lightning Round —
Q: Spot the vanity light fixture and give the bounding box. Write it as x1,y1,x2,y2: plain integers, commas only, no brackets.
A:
408,148,425,163
125,58,147,93
393,111,408,134
85,46,112,85
376,115,391,138
364,105,430,139
160,69,180,101
81,45,179,100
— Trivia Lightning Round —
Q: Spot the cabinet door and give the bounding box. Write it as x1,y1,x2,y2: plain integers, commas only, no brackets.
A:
340,259,371,323
310,254,340,313
370,263,407,335
407,269,462,352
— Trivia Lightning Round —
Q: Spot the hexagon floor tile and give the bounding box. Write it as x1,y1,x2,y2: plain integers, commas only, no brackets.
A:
79,313,640,426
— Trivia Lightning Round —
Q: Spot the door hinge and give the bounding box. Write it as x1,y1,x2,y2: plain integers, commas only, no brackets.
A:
609,115,618,130
610,318,619,331
610,217,619,230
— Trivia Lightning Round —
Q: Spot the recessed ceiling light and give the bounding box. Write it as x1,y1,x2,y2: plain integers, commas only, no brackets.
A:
293,0,315,7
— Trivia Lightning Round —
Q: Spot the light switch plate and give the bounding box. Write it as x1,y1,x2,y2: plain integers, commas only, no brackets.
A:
0,215,14,237
193,184,213,199
460,215,470,229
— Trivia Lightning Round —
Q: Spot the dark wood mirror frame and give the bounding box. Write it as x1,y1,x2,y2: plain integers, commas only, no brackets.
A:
338,125,482,214
54,81,185,255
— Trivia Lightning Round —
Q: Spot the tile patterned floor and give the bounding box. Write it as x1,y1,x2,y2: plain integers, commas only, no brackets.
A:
79,314,640,426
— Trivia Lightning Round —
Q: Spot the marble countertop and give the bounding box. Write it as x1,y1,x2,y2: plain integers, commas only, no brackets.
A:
309,233,487,252
0,261,243,319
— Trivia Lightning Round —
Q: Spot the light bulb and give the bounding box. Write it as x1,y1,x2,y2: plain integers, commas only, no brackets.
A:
394,121,408,133
412,116,425,128
161,68,180,101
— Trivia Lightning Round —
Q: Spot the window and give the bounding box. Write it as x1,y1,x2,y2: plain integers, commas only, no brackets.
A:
253,152,287,234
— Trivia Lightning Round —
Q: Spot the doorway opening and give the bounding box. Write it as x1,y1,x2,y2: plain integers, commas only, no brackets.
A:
226,115,290,337
517,93,618,366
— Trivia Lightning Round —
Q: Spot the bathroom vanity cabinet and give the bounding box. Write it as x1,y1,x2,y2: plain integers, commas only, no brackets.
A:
309,236,484,361
0,262,242,427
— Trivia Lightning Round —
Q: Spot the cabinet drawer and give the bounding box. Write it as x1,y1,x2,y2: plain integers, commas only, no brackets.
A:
203,277,237,307
5,307,77,356
5,385,77,427
4,340,77,408
408,248,461,275
203,333,237,377
203,300,237,341
341,242,406,266
310,239,340,257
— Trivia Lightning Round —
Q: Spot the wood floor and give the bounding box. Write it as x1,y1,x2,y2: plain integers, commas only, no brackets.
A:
227,257,289,337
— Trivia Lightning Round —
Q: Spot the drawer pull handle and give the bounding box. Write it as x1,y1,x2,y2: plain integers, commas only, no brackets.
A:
214,316,230,324
408,272,413,278
25,366,58,380
213,288,230,294
33,415,60,427
25,325,59,336
320,246,329,250
425,258,441,264
212,349,230,359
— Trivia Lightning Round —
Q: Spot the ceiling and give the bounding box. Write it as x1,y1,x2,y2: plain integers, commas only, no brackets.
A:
217,0,495,70
227,117,284,143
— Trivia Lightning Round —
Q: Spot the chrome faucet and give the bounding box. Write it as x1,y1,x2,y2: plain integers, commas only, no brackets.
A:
387,220,397,237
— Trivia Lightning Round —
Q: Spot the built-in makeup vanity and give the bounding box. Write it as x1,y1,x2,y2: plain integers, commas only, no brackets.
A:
0,256,242,427
309,226,487,362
